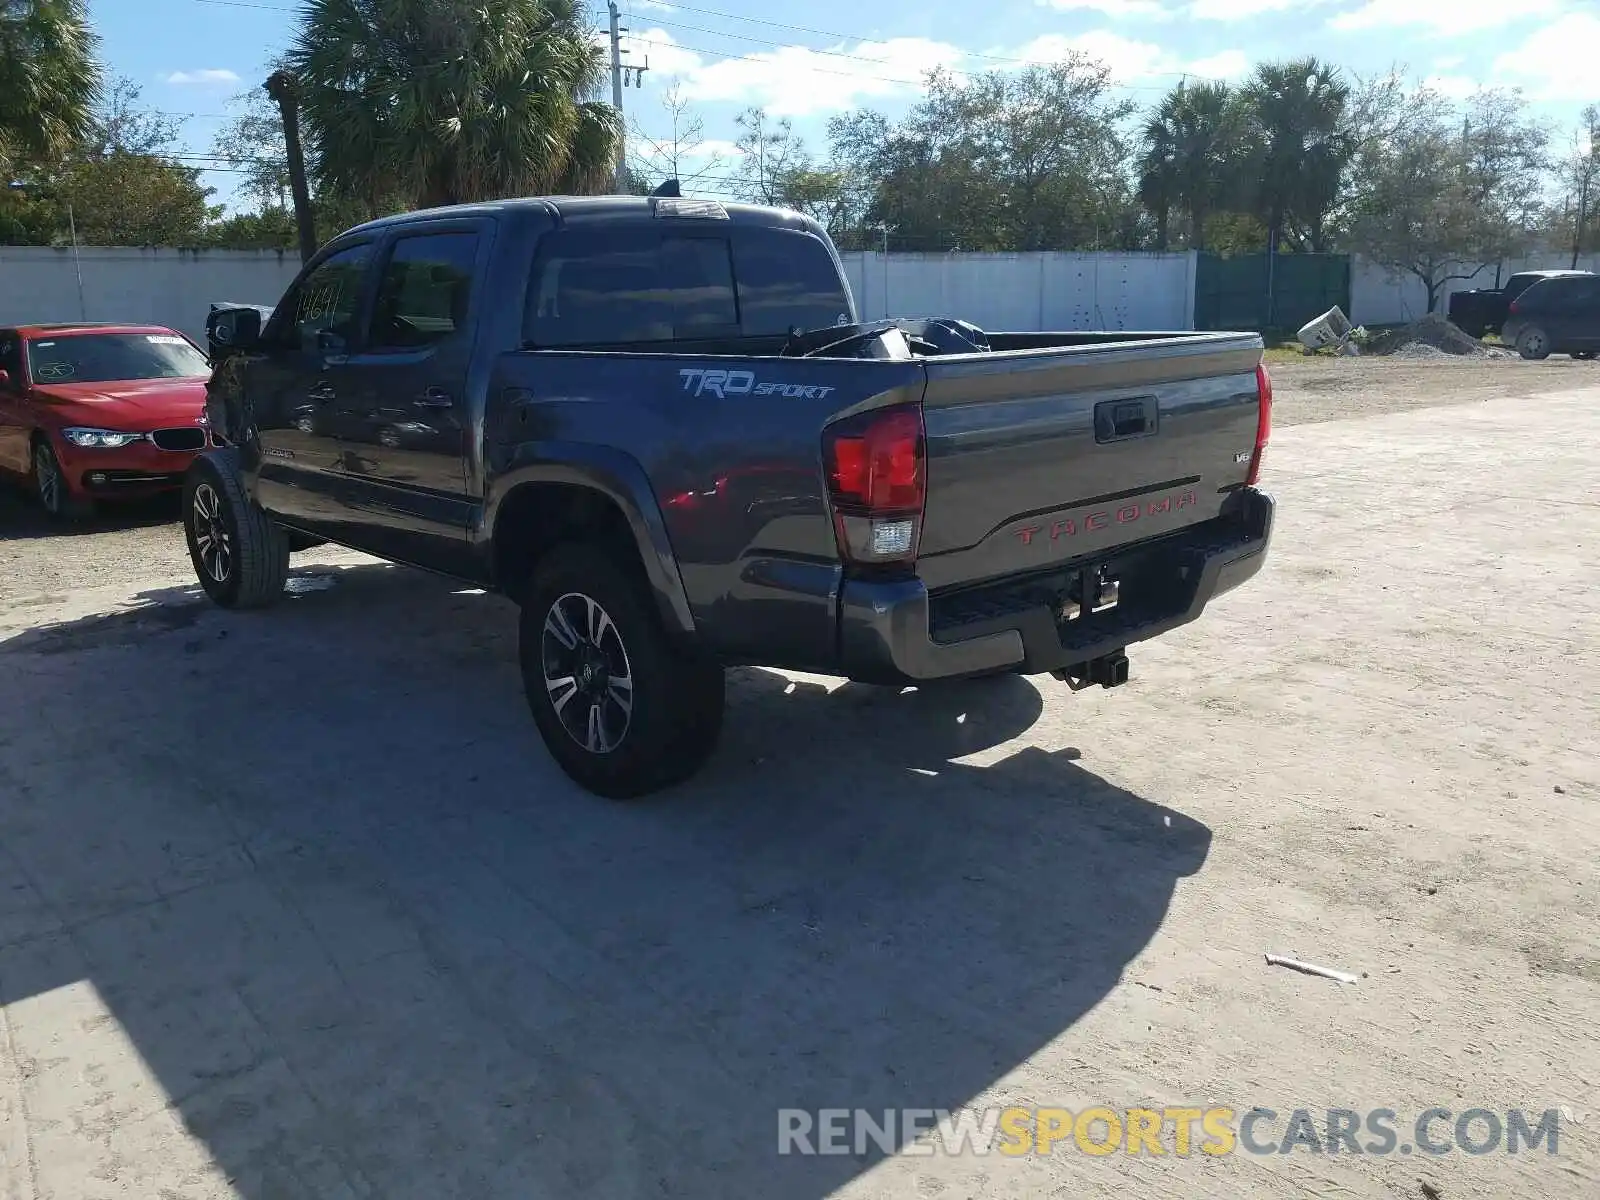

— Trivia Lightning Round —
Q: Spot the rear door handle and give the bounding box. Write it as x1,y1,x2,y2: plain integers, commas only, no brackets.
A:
418,386,453,409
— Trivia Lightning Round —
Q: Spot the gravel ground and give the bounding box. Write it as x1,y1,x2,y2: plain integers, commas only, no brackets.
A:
0,363,1597,1200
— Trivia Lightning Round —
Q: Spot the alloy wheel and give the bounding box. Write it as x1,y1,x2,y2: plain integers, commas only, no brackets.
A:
34,444,63,514
541,591,635,754
191,482,233,583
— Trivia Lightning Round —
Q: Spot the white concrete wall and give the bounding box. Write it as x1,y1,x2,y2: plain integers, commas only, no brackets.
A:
0,246,302,343
839,250,1197,331
0,245,1205,344
1352,253,1600,327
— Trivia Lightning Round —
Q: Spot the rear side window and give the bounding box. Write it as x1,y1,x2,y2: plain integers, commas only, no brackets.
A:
370,231,479,349
1561,278,1600,307
734,229,852,336
526,230,736,347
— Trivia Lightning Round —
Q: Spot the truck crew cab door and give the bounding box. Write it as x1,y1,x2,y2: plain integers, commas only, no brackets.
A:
326,220,486,574
248,240,376,535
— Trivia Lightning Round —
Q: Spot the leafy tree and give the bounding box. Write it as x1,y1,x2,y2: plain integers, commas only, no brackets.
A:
1554,104,1600,265
0,0,100,171
1239,58,1352,252
830,60,1139,252
289,0,620,209
1344,95,1494,312
61,153,218,245
7,77,216,246
212,69,294,212
1455,89,1550,269
1139,81,1246,250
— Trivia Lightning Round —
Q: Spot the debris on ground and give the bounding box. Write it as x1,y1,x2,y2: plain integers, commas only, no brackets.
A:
1364,313,1512,360
1264,953,1360,985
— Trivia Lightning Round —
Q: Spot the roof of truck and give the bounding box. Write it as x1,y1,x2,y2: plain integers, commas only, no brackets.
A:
341,194,821,238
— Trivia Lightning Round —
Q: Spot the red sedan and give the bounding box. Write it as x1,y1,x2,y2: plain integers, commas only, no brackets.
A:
0,323,214,518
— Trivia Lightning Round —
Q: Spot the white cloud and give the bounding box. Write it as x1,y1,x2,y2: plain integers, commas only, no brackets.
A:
1492,13,1600,100
163,68,240,85
631,30,966,117
1329,0,1561,35
1017,31,1172,81
1186,49,1251,79
1035,0,1174,18
1015,31,1249,85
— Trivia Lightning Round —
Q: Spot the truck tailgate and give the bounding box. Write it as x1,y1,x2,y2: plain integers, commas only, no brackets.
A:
915,334,1264,591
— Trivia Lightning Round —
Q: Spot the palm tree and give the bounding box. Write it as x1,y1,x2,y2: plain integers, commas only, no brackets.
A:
1137,117,1175,251
0,0,100,167
289,0,621,211
1141,81,1244,251
1240,58,1352,252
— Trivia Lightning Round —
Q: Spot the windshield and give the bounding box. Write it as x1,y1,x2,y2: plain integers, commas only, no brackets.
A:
26,332,209,385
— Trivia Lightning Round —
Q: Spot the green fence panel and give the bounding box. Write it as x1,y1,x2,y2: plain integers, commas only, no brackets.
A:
1195,253,1350,334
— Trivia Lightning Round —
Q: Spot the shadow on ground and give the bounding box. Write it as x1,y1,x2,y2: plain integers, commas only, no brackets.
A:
0,484,181,539
0,563,1210,1199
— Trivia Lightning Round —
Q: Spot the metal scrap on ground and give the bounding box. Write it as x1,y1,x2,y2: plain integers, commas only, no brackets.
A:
1264,954,1361,985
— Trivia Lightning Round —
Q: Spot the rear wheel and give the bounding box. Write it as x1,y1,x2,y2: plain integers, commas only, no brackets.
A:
182,450,289,608
31,438,92,520
519,543,723,798
1516,325,1552,360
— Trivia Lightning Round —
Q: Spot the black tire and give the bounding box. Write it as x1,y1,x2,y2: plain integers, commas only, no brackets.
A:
182,449,289,609
31,437,93,520
1516,325,1552,360
519,543,724,798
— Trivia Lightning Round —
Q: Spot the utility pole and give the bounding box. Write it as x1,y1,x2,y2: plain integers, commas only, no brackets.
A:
608,1,626,192
266,69,318,264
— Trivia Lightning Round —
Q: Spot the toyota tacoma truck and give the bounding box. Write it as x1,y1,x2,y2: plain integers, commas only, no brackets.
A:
192,193,1274,797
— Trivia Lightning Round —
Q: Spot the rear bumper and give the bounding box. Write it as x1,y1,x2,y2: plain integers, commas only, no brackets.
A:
838,487,1275,685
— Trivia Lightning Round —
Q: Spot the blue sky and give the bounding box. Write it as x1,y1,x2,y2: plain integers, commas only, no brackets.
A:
95,0,1600,212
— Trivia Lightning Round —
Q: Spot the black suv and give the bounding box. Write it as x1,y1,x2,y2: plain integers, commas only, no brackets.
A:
1501,274,1600,360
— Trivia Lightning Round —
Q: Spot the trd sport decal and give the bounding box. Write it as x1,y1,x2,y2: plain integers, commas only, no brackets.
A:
679,368,835,400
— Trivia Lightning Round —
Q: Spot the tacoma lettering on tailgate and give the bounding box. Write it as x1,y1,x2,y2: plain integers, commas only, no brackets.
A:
1013,489,1197,546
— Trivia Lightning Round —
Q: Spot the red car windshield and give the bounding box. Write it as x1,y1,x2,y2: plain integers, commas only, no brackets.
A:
26,333,209,385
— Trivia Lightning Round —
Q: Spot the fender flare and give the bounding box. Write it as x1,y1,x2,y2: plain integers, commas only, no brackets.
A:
485,442,696,636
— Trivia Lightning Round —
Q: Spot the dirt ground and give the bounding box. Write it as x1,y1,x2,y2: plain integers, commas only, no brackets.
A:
0,360,1597,1199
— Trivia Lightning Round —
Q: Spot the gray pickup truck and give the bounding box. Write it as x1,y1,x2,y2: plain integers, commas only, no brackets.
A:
194,194,1274,797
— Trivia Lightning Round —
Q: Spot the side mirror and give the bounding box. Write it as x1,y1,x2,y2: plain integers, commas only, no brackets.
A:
209,307,262,353
316,327,347,356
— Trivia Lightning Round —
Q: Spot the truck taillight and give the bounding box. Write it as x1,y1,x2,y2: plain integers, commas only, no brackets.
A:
1508,298,1521,315
1247,361,1272,486
823,404,926,563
